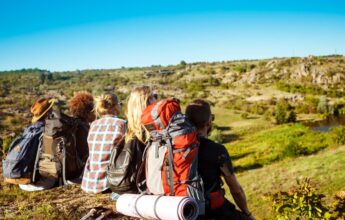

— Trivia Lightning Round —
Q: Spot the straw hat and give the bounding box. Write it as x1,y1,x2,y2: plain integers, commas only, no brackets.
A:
31,98,56,123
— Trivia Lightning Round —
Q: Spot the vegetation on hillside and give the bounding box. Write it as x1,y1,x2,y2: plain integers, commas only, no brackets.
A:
1,55,345,219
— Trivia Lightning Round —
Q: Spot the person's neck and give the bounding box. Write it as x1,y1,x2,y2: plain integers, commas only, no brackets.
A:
197,127,208,138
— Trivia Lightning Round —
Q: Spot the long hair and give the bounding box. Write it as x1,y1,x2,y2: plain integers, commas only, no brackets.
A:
125,86,152,143
94,93,119,117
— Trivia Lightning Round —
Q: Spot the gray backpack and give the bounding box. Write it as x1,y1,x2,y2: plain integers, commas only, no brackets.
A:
32,110,83,185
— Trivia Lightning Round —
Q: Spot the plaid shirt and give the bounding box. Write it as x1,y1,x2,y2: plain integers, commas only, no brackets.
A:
81,115,126,193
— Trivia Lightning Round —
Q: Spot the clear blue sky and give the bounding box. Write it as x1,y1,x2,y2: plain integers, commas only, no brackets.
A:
0,0,344,71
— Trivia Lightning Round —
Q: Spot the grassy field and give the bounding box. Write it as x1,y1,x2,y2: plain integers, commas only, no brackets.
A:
233,146,345,219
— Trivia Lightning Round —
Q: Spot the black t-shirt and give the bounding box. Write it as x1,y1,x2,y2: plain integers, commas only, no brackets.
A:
198,136,234,192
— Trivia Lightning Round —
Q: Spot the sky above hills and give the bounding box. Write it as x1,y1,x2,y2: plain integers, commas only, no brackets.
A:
0,0,345,71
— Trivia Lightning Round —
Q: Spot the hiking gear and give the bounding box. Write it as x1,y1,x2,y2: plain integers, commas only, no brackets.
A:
80,208,113,220
116,193,199,220
4,177,31,185
95,209,113,220
32,110,83,186
140,98,205,214
2,122,44,184
31,98,56,123
18,177,56,191
81,116,126,193
107,137,145,193
208,190,225,210
80,208,97,220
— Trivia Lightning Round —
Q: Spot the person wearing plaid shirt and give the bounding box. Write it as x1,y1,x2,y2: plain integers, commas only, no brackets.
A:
81,93,126,194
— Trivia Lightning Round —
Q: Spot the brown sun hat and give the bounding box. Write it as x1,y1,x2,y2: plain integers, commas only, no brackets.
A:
31,98,56,123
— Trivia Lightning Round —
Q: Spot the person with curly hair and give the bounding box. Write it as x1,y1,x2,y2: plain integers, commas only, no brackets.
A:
68,91,96,165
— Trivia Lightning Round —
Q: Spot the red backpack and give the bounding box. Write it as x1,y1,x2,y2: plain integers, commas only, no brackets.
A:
141,98,205,214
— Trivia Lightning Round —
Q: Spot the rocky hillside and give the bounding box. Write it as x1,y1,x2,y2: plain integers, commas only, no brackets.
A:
1,55,345,140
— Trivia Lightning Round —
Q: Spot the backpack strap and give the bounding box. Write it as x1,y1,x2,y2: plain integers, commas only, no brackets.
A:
150,100,165,130
165,137,175,196
32,133,44,183
136,140,151,193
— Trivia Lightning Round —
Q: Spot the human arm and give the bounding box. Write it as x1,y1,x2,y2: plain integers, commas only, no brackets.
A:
220,164,256,220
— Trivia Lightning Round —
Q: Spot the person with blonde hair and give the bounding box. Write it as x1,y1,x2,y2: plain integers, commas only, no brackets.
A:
81,93,126,194
107,86,157,193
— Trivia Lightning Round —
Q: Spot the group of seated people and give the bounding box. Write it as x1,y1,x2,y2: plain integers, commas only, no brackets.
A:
15,86,255,220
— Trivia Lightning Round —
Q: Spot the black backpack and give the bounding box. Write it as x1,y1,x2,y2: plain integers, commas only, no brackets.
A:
32,110,84,185
2,122,44,184
107,137,145,193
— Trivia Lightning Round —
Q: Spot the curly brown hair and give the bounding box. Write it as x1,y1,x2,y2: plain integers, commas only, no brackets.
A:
68,92,94,120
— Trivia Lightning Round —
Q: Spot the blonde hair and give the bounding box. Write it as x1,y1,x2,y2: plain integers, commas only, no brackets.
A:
94,93,119,117
125,86,152,143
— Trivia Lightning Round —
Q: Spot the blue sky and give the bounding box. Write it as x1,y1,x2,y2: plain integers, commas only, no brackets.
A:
0,0,345,71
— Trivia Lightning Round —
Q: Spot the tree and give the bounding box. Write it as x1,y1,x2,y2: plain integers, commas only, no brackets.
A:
317,96,329,114
180,60,187,66
46,73,53,81
275,100,289,124
39,73,46,84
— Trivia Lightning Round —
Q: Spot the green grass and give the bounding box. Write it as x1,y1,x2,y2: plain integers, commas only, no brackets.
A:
227,123,335,172
228,146,345,219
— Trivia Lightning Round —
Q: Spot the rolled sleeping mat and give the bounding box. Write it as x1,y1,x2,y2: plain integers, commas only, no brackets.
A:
116,194,199,220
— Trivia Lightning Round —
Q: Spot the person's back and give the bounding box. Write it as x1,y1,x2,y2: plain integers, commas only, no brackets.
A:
107,86,156,193
81,93,126,194
14,98,57,191
68,91,96,165
186,99,255,220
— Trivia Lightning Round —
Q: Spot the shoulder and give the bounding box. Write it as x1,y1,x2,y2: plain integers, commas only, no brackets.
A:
200,137,226,150
114,117,126,125
199,137,230,157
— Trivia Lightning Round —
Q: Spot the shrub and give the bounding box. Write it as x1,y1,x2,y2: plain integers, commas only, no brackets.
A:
329,192,345,219
272,178,329,219
180,60,187,66
331,125,345,145
209,128,224,143
275,103,287,124
207,77,220,86
286,111,297,123
241,112,249,119
234,65,247,73
317,96,329,114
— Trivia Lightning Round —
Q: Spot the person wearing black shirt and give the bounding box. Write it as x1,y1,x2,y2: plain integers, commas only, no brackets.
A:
186,99,255,220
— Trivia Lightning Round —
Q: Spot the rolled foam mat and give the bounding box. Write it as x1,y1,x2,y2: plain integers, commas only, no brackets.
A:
116,194,199,220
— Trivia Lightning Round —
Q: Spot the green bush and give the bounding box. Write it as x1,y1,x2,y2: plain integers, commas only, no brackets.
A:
272,178,329,219
317,96,329,114
286,111,297,123
272,179,345,220
241,112,249,119
234,65,247,73
331,125,345,145
209,128,224,143
275,103,287,124
329,192,345,219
